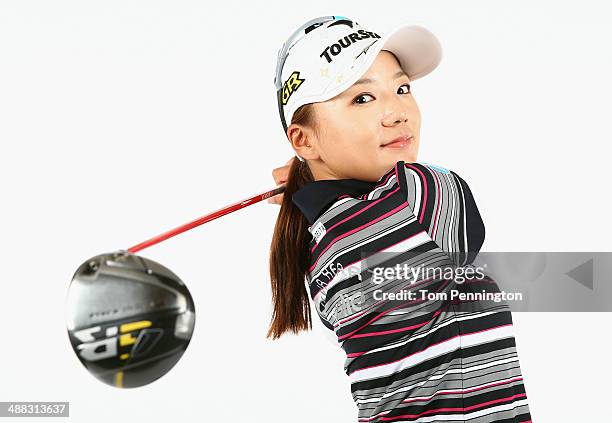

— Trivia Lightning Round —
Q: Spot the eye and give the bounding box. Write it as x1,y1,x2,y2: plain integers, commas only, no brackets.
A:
398,83,411,94
352,83,412,105
353,93,374,104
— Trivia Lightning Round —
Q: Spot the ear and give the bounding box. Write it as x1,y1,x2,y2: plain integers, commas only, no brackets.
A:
287,124,320,160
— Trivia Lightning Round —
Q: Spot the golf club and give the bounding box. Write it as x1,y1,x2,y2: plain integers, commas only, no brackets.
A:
66,184,286,388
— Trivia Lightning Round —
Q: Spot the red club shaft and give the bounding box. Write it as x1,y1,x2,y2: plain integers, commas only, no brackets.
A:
127,185,286,254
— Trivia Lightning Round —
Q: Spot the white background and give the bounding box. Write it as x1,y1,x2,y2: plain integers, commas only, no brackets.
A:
1,1,611,421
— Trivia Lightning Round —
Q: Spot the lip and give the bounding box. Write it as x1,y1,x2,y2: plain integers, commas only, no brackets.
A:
381,135,414,148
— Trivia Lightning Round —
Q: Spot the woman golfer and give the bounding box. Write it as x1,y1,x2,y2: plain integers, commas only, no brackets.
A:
267,15,532,422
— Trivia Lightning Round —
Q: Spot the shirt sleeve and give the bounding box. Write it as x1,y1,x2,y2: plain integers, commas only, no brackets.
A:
396,161,486,266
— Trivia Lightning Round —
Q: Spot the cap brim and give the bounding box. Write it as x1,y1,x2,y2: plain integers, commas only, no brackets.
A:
376,22,443,81
315,22,442,105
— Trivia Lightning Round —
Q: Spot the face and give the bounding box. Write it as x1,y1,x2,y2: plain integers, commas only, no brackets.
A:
288,50,422,182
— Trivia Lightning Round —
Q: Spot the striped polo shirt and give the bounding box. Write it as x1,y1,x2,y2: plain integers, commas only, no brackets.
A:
292,161,531,423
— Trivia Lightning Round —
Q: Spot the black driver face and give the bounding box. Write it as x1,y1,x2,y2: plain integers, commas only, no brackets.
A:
66,251,195,388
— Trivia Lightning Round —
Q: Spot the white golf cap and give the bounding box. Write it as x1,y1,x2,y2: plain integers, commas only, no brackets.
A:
274,15,443,161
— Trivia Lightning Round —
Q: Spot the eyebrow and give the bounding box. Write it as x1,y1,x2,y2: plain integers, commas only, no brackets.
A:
352,70,409,86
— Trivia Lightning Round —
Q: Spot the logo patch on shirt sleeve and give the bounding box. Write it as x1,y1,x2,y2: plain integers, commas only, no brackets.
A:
311,221,327,243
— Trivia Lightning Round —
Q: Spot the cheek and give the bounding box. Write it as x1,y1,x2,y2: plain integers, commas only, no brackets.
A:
317,103,381,154
320,109,371,145
321,127,359,158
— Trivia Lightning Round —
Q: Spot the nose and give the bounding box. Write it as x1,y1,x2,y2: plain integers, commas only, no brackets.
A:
381,101,409,127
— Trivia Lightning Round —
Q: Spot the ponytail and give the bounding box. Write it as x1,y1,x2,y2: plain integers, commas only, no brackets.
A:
267,104,316,339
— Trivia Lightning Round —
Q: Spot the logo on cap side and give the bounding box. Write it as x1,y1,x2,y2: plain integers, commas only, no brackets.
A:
319,29,381,64
356,40,378,61
281,71,305,106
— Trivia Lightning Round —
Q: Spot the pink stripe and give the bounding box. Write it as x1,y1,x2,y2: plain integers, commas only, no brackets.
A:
344,289,465,355
404,163,428,224
379,393,528,421
310,170,398,254
348,323,513,376
334,266,433,330
345,296,456,358
308,193,405,272
343,279,451,342
430,168,442,239
365,168,397,196
310,184,401,255
336,297,387,327
355,171,395,202
350,315,431,339
343,291,453,355
402,376,524,403
333,231,431,327
358,410,391,422
341,278,504,347
326,231,431,327
338,275,449,341
345,294,505,357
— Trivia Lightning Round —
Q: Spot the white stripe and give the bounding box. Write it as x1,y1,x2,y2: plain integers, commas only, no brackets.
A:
367,175,397,200
456,174,469,261
349,325,515,383
310,205,417,283
349,309,506,357
393,399,529,422
406,168,421,218
403,375,524,403
325,196,354,213
315,231,431,307
355,355,521,405
317,174,397,225
444,172,456,255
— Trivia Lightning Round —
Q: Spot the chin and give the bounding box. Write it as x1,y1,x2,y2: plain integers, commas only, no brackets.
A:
404,152,418,163
380,149,418,164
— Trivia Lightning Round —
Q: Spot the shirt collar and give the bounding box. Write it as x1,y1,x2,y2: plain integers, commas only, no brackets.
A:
291,178,376,225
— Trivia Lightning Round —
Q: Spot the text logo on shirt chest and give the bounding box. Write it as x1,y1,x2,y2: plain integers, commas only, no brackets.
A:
311,221,327,243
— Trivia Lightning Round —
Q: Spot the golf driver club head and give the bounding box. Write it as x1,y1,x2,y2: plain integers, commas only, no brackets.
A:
66,250,195,388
